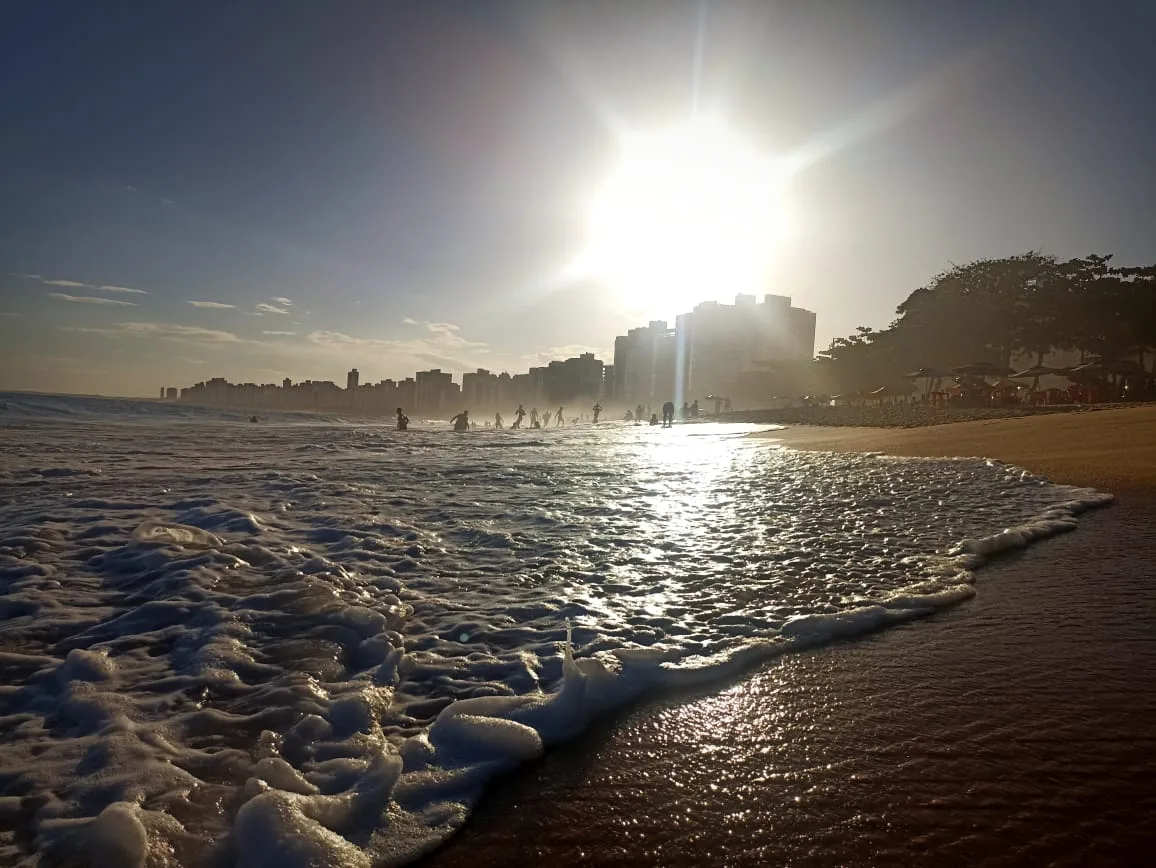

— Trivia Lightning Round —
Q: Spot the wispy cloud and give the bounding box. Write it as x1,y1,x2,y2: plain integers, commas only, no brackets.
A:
402,316,418,325
424,321,483,349
255,302,290,315
305,330,363,347
269,296,293,306
526,344,608,365
262,330,296,336
49,293,137,306
60,322,242,343
300,322,490,372
10,273,42,280
187,300,236,309
36,277,150,295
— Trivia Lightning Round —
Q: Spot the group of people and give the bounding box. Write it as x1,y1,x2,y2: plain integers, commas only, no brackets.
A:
623,399,701,427
394,402,604,431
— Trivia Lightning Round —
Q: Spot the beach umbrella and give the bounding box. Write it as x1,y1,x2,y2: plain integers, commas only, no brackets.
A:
951,362,1014,378
1062,363,1105,380
903,367,949,379
1009,365,1058,379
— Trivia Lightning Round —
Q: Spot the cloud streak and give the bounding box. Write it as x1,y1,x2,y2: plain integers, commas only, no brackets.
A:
37,277,150,295
298,321,491,373
60,322,243,343
255,302,290,315
262,330,297,336
187,301,237,309
49,293,137,306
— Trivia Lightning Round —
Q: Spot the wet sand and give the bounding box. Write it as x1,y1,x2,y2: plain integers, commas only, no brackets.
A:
423,414,1156,867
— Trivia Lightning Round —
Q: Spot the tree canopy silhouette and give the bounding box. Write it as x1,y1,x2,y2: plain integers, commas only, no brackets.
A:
817,253,1156,395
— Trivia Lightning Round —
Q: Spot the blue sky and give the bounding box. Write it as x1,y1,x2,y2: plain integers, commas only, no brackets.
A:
2,0,1155,396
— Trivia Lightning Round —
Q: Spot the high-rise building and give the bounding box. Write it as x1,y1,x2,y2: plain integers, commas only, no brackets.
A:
544,353,604,404
415,368,454,416
346,368,359,391
611,294,816,408
684,294,815,400
613,320,678,407
462,368,501,410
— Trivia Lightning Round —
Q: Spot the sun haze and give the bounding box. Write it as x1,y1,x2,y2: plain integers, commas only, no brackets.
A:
2,1,1155,395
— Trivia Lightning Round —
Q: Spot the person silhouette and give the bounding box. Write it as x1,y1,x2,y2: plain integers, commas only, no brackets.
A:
592,402,602,423
513,404,526,429
556,406,564,426
542,409,552,427
690,399,699,418
494,412,503,429
449,410,470,431
649,413,659,426
530,407,540,428
396,407,409,431
662,401,675,427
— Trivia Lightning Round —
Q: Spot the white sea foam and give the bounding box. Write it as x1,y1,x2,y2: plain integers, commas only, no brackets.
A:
0,393,1112,865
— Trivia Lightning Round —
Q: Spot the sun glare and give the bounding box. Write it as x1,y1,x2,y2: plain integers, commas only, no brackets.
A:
583,120,785,316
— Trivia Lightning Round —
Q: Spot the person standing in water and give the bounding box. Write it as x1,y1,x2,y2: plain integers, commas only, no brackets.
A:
662,400,675,427
449,410,470,431
649,413,659,426
512,404,526,428
555,406,564,426
592,402,602,423
529,407,540,428
494,411,503,429
542,409,552,427
395,407,409,431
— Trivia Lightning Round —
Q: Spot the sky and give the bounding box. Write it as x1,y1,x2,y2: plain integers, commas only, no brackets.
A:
2,0,1155,397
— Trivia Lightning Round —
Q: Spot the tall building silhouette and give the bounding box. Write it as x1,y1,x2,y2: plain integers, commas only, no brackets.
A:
613,294,816,408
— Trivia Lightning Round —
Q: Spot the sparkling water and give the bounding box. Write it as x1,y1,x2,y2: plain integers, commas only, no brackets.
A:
0,393,1110,866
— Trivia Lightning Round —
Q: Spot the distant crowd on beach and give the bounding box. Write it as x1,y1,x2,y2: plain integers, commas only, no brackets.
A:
391,397,731,431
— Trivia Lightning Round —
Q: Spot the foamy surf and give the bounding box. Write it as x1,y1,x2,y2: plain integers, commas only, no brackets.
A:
0,393,1111,866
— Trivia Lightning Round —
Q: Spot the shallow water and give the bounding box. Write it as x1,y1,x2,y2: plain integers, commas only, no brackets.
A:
0,394,1111,866
426,500,1156,867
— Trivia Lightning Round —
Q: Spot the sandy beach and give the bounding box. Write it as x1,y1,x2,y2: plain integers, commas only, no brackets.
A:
760,404,1156,495
423,408,1156,867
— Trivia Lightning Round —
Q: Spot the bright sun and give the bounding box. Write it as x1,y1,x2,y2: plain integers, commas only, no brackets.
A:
582,120,785,316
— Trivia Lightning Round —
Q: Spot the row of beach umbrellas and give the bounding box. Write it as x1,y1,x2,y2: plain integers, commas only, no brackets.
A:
906,358,1147,383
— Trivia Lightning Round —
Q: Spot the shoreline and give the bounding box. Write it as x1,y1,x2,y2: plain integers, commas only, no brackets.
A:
425,498,1156,866
423,499,1155,867
421,408,1156,866
756,404,1156,496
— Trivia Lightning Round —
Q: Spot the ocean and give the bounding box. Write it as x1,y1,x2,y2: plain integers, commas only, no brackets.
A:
0,392,1112,867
